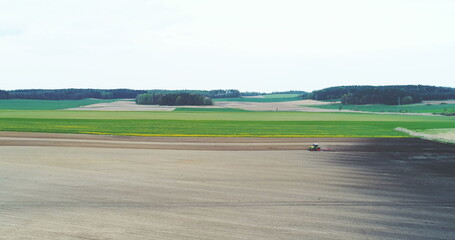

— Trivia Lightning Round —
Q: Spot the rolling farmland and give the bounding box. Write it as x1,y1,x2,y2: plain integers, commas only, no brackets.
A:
214,94,302,102
2,0,455,237
0,109,454,137
1,97,454,239
0,99,119,110
305,102,455,114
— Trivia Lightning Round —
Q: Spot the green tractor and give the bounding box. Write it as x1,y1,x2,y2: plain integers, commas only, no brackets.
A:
308,143,321,151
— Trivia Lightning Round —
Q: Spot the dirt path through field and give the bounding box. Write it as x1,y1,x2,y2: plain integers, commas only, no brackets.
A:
0,132,453,152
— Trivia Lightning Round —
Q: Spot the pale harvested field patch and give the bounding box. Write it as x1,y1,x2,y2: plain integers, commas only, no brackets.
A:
0,133,454,239
396,127,455,144
66,99,335,112
423,100,455,104
66,100,224,111
242,95,265,98
216,100,335,111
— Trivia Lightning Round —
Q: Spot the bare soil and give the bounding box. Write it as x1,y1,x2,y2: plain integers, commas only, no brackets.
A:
242,96,265,98
396,127,455,144
66,100,224,111
1,132,454,239
423,100,455,104
66,99,334,112
215,100,335,111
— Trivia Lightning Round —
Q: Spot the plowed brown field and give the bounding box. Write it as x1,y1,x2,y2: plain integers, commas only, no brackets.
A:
1,132,454,239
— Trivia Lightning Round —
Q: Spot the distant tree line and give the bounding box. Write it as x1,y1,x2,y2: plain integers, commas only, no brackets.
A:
0,90,8,99
271,90,307,95
239,90,307,97
136,93,212,106
240,91,265,96
3,86,453,105
0,89,240,100
145,89,240,99
305,85,455,105
0,89,146,100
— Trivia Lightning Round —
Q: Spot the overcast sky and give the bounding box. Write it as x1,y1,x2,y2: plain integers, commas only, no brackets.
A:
1,0,454,92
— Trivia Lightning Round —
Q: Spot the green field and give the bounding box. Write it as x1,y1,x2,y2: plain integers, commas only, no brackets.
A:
0,99,118,110
174,108,250,112
0,109,453,137
305,103,455,114
214,94,302,102
262,94,301,98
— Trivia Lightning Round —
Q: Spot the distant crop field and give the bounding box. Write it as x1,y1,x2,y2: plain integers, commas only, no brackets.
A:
1,110,450,121
305,103,455,114
0,99,118,110
215,94,302,102
0,110,453,137
174,108,250,112
262,94,301,98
